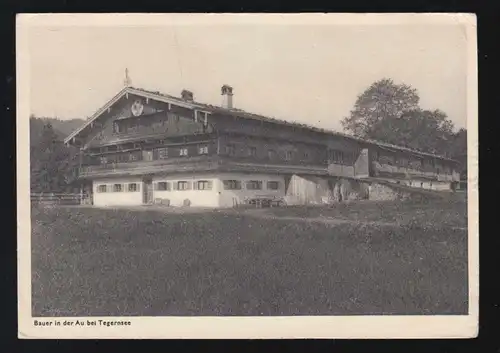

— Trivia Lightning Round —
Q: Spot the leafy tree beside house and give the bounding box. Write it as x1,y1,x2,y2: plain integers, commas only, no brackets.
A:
341,78,467,175
30,118,80,193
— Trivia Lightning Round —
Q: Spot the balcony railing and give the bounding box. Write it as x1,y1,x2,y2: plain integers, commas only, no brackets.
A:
78,154,333,178
327,163,355,177
372,161,457,181
79,155,220,177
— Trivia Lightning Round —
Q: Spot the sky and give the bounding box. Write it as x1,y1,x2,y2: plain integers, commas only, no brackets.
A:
26,15,470,132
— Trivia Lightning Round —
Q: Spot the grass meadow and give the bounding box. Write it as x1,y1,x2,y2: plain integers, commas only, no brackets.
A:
31,199,468,316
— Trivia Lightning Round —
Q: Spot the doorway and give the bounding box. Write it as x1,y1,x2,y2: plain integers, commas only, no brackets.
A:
143,177,153,204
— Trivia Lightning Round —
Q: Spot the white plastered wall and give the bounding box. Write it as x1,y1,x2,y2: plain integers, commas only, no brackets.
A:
152,173,220,207
92,177,144,206
217,172,285,208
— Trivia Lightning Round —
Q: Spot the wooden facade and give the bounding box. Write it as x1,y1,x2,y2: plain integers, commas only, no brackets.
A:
65,86,461,207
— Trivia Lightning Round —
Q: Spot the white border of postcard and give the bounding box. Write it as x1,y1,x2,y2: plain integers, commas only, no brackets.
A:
17,13,478,339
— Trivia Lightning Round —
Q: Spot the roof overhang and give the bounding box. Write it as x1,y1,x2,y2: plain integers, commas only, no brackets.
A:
64,87,212,146
63,86,458,164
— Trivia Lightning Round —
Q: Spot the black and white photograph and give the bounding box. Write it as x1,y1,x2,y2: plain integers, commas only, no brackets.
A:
17,13,478,339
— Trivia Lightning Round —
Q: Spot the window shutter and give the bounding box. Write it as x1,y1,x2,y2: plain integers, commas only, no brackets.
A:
166,182,171,191
187,181,192,190
173,182,178,190
193,181,198,190
207,181,213,190
153,182,158,191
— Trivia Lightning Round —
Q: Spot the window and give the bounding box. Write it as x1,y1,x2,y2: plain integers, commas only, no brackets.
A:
248,146,257,157
97,185,107,193
198,145,209,155
129,153,139,161
167,113,179,122
155,181,170,191
113,184,123,192
195,180,213,190
117,154,128,163
285,151,293,161
409,159,422,169
128,123,138,133
223,180,242,190
156,147,168,159
380,154,394,165
226,144,236,156
246,180,263,190
176,181,191,190
151,120,165,129
303,151,310,160
100,156,108,165
329,150,343,164
128,183,139,192
267,149,276,160
267,181,280,190
179,148,188,156
397,157,408,167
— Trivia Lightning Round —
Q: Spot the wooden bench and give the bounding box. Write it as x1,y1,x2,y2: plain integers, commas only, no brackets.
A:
244,196,285,208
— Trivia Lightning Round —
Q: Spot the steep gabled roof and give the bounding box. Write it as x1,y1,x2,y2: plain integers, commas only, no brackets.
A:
65,86,458,163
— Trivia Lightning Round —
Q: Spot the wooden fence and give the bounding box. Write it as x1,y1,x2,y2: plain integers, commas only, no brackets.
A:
30,193,86,205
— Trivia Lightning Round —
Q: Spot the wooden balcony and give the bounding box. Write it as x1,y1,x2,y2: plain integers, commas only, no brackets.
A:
327,163,355,177
371,161,457,182
77,155,333,179
79,155,221,178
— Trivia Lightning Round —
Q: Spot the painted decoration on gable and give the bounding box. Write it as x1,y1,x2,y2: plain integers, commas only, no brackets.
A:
131,100,144,116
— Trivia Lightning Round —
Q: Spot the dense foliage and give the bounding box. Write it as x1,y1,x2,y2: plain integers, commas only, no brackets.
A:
30,116,84,193
341,78,467,174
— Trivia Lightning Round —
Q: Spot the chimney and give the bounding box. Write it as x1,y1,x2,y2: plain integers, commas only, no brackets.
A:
181,89,194,102
221,84,234,109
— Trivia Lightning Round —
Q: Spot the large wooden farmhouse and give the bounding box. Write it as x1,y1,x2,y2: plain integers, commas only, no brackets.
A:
64,83,461,207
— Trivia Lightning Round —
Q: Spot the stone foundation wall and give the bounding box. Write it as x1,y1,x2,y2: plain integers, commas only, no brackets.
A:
330,178,369,202
368,183,401,201
367,182,426,201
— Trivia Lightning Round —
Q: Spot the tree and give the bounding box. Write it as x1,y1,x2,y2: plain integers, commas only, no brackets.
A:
448,128,467,179
341,78,458,155
341,78,420,140
30,121,79,193
395,109,455,155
